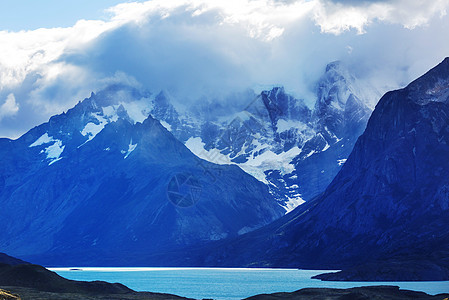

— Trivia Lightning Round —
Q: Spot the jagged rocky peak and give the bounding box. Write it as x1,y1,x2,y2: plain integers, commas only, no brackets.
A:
260,86,311,126
91,84,147,105
151,90,179,125
71,85,142,117
314,61,372,138
407,57,449,105
65,84,150,127
17,84,158,167
153,90,170,105
316,61,357,111
73,85,154,130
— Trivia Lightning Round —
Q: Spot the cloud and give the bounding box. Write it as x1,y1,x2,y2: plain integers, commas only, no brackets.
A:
315,0,449,34
0,93,19,121
0,0,449,138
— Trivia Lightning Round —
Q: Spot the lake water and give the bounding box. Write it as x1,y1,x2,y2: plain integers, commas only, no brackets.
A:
50,267,449,300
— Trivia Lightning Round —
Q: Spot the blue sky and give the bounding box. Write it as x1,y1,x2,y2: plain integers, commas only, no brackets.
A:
0,0,128,31
1,0,449,138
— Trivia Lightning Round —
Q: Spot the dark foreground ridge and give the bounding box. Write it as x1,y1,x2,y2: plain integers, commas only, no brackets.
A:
0,263,190,300
245,286,449,300
0,253,29,266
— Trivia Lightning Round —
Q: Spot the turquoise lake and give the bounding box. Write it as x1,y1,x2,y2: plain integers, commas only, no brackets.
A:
50,267,449,300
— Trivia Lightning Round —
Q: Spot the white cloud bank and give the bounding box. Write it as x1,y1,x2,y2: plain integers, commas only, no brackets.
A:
315,0,449,34
1,0,449,138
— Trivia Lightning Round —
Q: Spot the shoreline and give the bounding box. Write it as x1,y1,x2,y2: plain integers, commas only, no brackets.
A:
50,267,449,297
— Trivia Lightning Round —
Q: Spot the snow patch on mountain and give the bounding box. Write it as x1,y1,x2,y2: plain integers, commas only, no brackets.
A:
120,98,152,124
29,133,65,165
160,120,172,131
283,196,305,213
29,133,55,147
338,158,347,166
185,137,231,165
185,135,301,184
77,95,154,148
276,119,310,133
123,140,137,159
239,144,301,183
45,140,64,159
44,140,65,165
81,113,108,142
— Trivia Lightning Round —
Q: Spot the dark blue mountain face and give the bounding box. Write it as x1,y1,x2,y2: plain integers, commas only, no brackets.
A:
186,58,449,280
0,88,284,266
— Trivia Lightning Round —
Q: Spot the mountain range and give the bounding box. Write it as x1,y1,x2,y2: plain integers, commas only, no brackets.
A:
0,61,377,266
1,57,447,281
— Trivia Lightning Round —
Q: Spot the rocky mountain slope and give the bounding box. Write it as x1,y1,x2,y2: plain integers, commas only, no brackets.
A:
186,58,449,280
0,87,283,266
